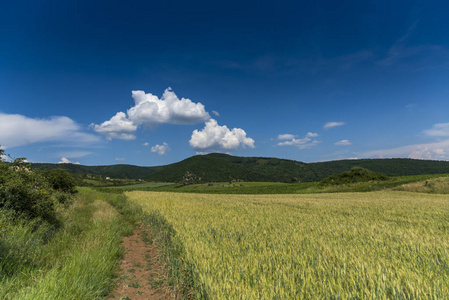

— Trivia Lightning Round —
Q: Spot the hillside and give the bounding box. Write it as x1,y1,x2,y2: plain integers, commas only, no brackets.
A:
31,154,449,183
30,163,163,180
145,153,314,183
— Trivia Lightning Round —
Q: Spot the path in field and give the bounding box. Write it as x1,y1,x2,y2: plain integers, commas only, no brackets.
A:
108,224,174,300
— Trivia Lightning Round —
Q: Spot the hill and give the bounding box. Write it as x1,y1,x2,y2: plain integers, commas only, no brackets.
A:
30,154,449,183
145,153,314,183
30,163,163,180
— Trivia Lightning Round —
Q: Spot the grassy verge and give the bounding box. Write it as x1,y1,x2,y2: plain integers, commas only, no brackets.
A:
0,187,134,299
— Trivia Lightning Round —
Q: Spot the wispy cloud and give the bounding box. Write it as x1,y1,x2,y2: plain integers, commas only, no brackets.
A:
115,157,126,161
362,140,449,160
362,122,449,160
0,112,100,148
334,140,352,146
278,134,296,140
424,123,449,137
277,132,321,149
324,122,345,129
378,22,447,68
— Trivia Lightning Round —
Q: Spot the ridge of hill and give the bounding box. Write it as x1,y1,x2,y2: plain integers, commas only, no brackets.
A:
30,163,164,180
30,153,449,182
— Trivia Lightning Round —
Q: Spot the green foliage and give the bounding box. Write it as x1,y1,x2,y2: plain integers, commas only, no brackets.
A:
42,168,77,195
0,153,56,223
320,166,390,185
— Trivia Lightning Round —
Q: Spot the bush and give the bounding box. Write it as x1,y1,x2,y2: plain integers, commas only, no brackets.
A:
0,149,57,223
320,166,390,185
42,168,77,195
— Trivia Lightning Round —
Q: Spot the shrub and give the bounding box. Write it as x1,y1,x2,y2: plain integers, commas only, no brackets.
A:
320,166,390,185
42,168,77,195
0,149,57,223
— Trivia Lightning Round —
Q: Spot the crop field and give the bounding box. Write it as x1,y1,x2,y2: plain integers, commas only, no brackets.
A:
128,191,449,299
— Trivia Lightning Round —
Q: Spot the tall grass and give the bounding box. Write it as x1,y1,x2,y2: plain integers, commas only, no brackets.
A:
0,187,134,299
129,191,449,299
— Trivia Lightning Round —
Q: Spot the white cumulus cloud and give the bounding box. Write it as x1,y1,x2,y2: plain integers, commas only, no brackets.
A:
0,113,99,148
91,88,211,140
324,121,345,129
128,88,210,126
90,112,137,140
335,139,352,146
151,142,170,155
189,119,255,154
58,157,80,164
143,142,149,146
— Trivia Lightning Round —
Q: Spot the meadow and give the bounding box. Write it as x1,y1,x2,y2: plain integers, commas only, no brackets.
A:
129,190,449,299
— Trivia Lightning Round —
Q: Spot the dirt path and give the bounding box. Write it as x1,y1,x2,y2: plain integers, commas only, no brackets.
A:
108,224,174,300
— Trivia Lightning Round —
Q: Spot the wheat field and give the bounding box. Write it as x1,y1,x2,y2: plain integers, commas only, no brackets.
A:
128,191,449,299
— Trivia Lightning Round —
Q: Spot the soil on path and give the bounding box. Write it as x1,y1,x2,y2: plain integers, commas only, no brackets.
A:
108,224,174,300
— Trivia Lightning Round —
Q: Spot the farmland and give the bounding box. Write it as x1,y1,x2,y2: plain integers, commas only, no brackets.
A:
130,190,449,299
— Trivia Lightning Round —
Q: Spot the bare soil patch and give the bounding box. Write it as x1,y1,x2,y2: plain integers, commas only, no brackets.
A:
108,224,174,300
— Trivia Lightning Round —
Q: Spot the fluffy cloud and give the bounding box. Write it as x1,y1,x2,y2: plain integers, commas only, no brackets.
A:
324,121,345,129
277,133,320,149
151,142,170,155
335,139,352,146
90,112,137,140
128,88,210,126
212,110,220,117
143,142,149,146
58,157,80,164
424,123,449,137
0,113,99,148
189,119,255,154
362,139,449,160
91,88,211,140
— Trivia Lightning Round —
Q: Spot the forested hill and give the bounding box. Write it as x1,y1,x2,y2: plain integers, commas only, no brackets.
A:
30,163,164,180
30,153,449,182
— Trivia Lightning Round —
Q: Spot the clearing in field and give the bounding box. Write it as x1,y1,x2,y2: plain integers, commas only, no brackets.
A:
128,190,449,299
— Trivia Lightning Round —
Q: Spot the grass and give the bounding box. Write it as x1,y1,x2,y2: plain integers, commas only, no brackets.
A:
0,187,135,299
100,173,449,194
394,176,449,194
129,190,449,299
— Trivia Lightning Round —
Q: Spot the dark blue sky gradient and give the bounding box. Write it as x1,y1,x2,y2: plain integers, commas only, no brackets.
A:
1,0,449,165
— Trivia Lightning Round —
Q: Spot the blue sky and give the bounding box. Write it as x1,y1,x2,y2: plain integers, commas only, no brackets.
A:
1,0,449,166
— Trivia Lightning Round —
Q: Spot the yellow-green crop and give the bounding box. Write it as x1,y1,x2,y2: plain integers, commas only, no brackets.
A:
129,191,449,299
